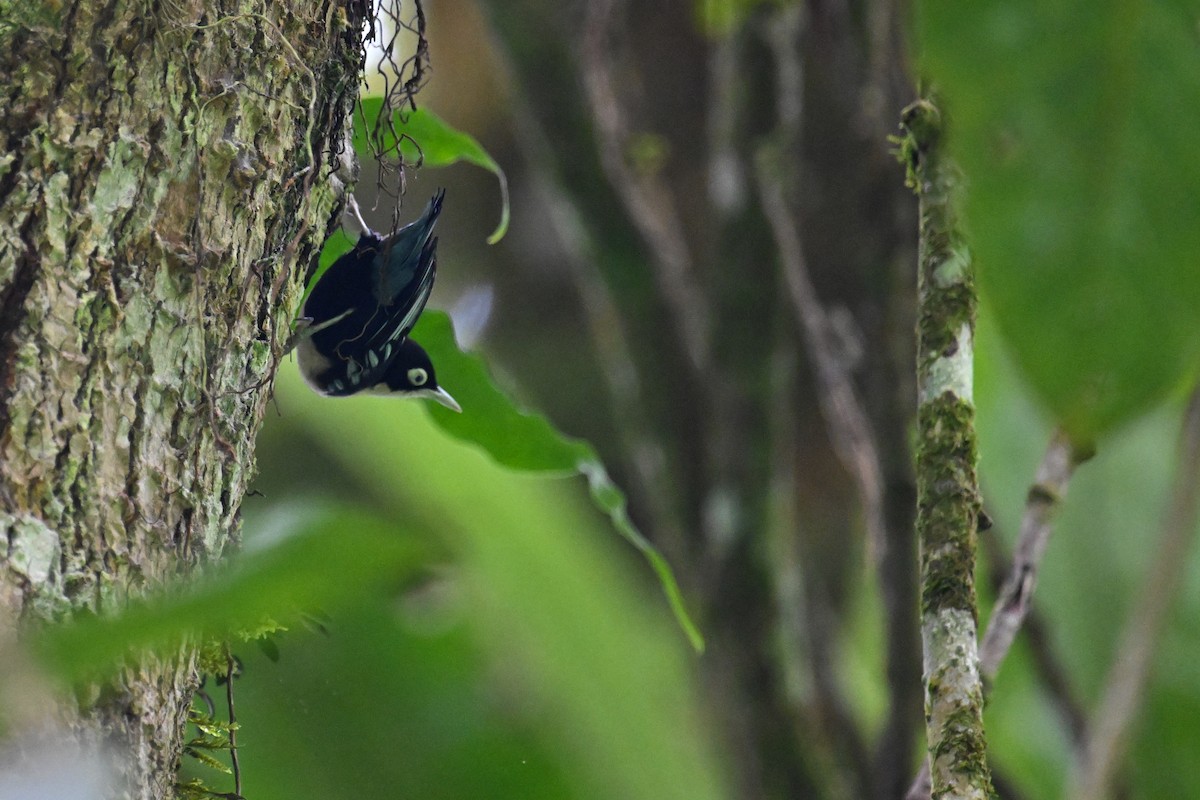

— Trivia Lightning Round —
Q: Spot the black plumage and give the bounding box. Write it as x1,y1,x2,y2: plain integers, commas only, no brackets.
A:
297,190,460,411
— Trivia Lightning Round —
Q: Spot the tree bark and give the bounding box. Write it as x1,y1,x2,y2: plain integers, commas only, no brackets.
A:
901,98,994,800
0,1,364,797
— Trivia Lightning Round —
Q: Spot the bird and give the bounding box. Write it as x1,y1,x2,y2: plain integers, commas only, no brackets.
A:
295,189,461,412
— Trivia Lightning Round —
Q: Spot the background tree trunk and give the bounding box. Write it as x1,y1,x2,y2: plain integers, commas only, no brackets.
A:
473,2,919,797
0,2,365,796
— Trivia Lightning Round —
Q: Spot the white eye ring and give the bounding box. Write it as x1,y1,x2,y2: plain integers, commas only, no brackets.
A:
407,367,429,387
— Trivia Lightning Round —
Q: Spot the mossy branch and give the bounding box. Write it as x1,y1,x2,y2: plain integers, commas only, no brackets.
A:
900,97,995,800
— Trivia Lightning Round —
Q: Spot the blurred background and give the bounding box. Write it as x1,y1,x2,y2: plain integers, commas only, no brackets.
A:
231,2,1200,800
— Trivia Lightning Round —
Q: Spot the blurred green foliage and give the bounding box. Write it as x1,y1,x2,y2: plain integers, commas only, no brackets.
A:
913,6,1200,789
264,364,724,799
413,311,703,651
34,358,728,800
976,305,1200,799
34,506,426,684
315,230,701,649
917,0,1200,439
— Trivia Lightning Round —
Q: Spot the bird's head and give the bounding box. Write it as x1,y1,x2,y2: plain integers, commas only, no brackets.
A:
378,338,461,412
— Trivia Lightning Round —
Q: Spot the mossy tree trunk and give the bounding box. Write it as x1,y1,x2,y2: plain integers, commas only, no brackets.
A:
0,1,364,797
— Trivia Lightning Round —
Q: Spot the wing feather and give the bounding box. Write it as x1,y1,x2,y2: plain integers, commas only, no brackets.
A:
302,190,444,392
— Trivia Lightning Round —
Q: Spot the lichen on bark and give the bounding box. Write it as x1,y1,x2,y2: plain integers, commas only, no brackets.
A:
0,2,367,797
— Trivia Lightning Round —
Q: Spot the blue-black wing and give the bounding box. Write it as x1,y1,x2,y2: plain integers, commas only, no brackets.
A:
360,230,439,356
372,188,445,305
299,190,444,394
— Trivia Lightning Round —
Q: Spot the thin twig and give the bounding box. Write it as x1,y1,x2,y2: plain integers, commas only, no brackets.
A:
535,172,686,558
758,3,886,564
981,529,1089,745
705,30,746,215
755,7,894,580
345,193,371,238
756,157,885,561
1070,387,1200,800
980,429,1089,679
863,0,907,138
226,653,242,799
363,0,430,227
904,767,933,800
757,11,881,796
582,0,711,372
757,5,884,560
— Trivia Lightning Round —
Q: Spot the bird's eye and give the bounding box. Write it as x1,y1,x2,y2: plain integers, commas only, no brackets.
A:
407,367,429,387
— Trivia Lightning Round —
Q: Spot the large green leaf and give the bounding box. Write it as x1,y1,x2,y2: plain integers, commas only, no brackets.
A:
353,96,510,244
974,303,1200,798
414,312,592,471
917,1,1200,438
413,310,704,652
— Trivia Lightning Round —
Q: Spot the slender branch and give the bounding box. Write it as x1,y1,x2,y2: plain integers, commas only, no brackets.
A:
705,29,747,215
863,0,910,140
979,429,1090,679
536,172,687,554
980,528,1089,746
905,766,934,800
582,0,711,372
901,97,993,800
757,14,886,563
226,653,242,799
759,12,912,797
1070,386,1200,800
757,11,886,796
344,193,371,238
763,6,804,148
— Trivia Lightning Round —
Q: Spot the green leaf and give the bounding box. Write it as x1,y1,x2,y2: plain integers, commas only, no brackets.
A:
354,97,510,244
234,606,578,800
187,735,233,751
974,303,1200,798
185,748,233,775
413,312,592,472
175,778,223,800
34,507,427,681
917,1,1200,438
267,365,727,800
412,310,704,652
